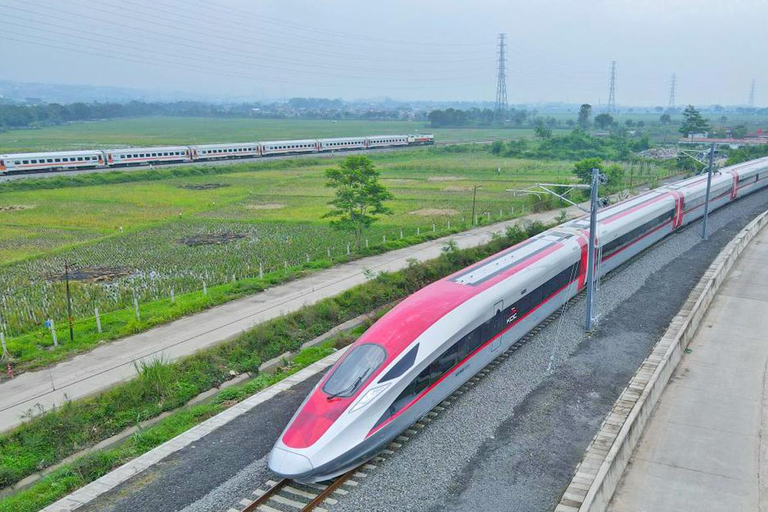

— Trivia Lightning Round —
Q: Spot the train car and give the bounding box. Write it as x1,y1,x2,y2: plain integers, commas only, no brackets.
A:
0,150,105,173
189,143,258,161
317,137,367,152
268,155,768,483
260,139,318,156
105,147,191,166
407,134,435,146
365,135,409,148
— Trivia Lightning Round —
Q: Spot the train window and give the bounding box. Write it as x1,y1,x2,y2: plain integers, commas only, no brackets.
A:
379,344,419,383
31,160,37,164
77,157,83,161
323,344,386,399
22,160,29,164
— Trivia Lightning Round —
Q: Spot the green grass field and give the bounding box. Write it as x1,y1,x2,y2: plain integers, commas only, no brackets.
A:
0,117,537,153
0,145,672,365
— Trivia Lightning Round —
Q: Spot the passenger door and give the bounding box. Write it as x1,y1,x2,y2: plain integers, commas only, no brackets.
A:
491,300,504,351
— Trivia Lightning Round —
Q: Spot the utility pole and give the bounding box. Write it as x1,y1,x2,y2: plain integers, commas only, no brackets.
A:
494,33,508,120
667,73,677,111
64,260,74,343
585,168,601,331
701,143,715,240
749,79,756,109
471,185,479,225
607,61,617,114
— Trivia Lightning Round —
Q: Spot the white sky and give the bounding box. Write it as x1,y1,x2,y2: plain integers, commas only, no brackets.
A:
1,0,765,106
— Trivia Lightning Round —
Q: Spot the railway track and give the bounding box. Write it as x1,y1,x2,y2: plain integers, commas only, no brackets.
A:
226,226,683,512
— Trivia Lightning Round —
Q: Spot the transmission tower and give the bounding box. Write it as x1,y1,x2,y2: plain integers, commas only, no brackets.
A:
749,78,756,108
667,73,676,111
494,33,508,118
606,61,617,114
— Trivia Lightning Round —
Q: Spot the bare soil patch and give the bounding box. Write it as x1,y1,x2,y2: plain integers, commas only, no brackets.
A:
178,232,246,246
49,266,132,283
178,183,231,190
409,208,460,217
0,204,35,212
427,176,465,182
245,203,286,210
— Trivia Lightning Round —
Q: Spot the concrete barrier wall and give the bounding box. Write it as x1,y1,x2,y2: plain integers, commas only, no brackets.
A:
555,209,768,512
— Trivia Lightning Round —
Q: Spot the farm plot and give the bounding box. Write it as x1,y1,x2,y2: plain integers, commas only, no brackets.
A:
1,150,553,340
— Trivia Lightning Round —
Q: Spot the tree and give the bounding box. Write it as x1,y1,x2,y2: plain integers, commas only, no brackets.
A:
578,104,592,130
679,105,711,136
534,119,552,139
594,113,614,130
625,119,635,127
605,163,625,191
324,156,393,249
572,157,604,185
659,113,671,125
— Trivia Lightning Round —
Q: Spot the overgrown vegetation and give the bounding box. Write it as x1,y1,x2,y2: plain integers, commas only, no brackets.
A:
0,222,544,493
0,341,338,512
490,129,650,160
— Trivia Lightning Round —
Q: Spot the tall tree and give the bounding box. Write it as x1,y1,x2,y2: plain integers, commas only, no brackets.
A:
572,157,604,185
679,105,711,136
324,156,394,250
578,104,592,130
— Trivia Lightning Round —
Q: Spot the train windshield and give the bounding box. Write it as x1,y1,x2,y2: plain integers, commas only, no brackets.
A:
323,344,386,399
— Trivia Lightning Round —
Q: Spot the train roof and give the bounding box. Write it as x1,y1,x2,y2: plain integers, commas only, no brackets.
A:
260,139,318,145
106,146,189,152
1,150,103,158
353,231,575,361
190,142,257,149
317,137,366,142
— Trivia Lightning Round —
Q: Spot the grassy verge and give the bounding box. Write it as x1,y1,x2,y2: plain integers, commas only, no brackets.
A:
4,227,463,374
0,222,545,498
0,341,340,512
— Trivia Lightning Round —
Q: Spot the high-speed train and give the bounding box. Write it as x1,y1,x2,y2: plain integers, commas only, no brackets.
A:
268,155,768,482
0,134,434,175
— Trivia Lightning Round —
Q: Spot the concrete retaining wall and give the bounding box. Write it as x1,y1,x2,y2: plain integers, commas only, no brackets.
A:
555,209,768,512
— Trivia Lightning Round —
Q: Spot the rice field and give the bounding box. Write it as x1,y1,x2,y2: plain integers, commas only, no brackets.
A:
0,147,669,339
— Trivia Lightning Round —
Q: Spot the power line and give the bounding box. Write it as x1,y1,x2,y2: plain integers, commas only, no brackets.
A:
606,61,616,114
0,18,485,83
495,33,508,116
1,2,488,65
1,34,484,90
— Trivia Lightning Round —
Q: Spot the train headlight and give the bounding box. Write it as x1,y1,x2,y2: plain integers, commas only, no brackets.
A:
350,383,391,413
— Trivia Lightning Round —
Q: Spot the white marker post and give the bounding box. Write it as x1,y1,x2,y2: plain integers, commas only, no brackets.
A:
94,308,102,334
133,297,140,321
1,331,9,360
48,319,58,347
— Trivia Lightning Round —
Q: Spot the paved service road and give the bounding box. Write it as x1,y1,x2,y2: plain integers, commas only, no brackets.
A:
609,223,768,512
0,207,574,433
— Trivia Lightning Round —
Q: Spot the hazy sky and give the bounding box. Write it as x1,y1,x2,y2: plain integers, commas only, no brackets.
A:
1,0,765,106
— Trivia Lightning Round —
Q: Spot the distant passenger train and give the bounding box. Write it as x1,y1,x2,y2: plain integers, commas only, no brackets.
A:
0,134,434,174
